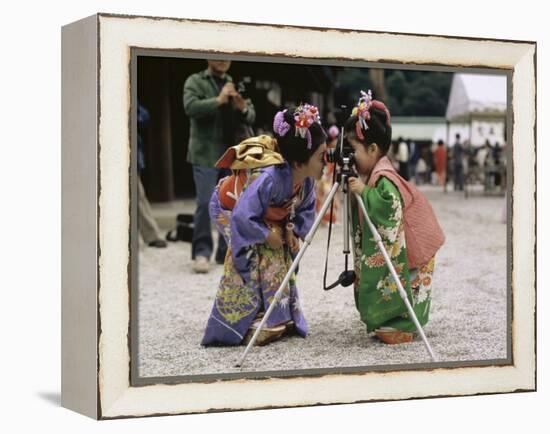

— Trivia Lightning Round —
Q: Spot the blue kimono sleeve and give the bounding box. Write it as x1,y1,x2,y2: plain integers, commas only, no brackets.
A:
231,171,275,281
292,178,316,240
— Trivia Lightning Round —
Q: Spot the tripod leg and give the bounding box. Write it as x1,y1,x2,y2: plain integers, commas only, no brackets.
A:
235,182,341,368
354,193,438,362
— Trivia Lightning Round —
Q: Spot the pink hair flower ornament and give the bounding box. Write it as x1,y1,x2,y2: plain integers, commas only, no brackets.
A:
293,103,321,149
352,89,374,131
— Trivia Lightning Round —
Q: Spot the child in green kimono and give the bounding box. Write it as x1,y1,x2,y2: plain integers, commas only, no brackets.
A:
346,91,445,344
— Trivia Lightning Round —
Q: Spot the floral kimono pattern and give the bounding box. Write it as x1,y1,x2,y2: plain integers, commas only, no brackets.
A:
352,176,434,333
201,163,315,346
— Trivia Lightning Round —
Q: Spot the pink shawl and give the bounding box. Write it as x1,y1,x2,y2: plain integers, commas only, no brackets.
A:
367,156,445,269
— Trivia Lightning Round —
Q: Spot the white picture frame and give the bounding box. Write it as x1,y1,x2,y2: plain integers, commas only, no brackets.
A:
61,13,536,419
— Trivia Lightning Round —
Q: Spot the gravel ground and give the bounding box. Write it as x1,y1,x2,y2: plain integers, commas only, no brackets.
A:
137,185,508,378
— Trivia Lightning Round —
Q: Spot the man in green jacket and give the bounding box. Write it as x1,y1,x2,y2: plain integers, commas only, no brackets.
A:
184,60,256,273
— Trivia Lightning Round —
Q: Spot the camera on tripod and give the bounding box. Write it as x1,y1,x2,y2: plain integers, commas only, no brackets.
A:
326,134,355,170
326,105,356,176
321,107,358,291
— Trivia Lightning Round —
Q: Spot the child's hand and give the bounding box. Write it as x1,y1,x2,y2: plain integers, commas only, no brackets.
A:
348,177,366,195
286,230,300,253
266,230,284,249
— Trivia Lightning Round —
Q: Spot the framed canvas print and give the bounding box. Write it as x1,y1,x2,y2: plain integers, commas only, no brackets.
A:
61,13,536,419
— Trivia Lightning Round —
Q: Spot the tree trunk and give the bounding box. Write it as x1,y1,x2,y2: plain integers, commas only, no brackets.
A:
369,69,387,102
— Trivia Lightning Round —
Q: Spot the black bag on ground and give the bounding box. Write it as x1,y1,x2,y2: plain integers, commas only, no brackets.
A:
166,213,194,242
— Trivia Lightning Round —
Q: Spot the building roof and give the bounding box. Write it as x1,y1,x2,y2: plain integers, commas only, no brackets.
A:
445,73,507,122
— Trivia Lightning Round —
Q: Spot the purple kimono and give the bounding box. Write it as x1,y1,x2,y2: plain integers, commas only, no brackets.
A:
201,163,316,346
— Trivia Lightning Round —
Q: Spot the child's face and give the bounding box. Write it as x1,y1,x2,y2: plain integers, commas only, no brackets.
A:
349,138,379,176
303,142,327,181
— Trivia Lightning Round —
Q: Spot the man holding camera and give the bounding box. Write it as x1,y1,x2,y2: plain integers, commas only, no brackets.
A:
183,60,256,273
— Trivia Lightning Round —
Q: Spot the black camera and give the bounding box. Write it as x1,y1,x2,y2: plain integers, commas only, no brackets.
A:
326,133,355,170
236,76,252,99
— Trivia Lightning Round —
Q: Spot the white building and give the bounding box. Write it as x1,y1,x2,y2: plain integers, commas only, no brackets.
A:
444,73,507,147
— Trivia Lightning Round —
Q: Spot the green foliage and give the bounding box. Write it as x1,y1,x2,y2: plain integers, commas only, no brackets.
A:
386,70,452,116
334,68,372,109
334,68,452,117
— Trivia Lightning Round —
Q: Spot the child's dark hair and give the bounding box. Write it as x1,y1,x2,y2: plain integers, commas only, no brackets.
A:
344,104,392,155
273,107,327,165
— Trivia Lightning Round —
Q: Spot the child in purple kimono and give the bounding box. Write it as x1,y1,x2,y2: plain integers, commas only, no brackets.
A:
201,105,327,346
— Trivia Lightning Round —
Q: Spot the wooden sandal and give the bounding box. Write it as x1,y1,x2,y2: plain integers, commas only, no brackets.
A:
375,327,414,344
243,320,286,346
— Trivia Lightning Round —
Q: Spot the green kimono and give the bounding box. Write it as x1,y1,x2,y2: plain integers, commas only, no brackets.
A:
352,176,434,333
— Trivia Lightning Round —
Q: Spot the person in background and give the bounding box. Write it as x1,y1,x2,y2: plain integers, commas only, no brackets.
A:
493,142,503,187
477,140,491,171
452,133,465,191
316,125,340,224
387,140,398,169
137,103,167,248
396,136,410,180
183,60,256,273
416,157,427,185
433,139,447,187
408,138,420,184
